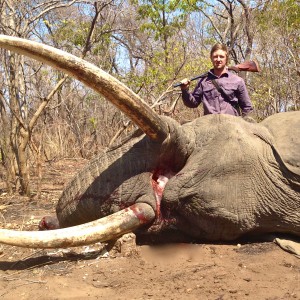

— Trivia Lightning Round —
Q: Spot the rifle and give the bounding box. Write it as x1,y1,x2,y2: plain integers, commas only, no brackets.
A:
173,60,260,88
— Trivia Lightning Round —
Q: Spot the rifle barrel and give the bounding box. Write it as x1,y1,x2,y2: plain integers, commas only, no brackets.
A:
173,72,208,88
173,60,260,88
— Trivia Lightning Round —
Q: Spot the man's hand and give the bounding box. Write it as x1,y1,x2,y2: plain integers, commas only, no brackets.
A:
180,78,190,90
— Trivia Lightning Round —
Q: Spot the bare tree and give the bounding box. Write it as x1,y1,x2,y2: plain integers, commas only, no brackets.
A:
0,1,115,195
252,0,299,118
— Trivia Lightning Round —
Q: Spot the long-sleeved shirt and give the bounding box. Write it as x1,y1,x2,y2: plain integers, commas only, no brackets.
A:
182,69,253,116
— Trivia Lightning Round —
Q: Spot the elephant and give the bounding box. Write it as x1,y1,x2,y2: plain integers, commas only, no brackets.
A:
0,35,299,253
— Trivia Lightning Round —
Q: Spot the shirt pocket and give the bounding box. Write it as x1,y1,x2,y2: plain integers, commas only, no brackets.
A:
222,82,238,101
202,84,217,102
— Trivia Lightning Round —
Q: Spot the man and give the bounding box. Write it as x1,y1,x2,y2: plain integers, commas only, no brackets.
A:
180,43,253,117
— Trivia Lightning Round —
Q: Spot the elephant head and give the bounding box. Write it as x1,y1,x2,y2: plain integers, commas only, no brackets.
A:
0,35,299,249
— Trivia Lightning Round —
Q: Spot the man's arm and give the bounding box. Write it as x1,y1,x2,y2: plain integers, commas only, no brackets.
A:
181,80,203,108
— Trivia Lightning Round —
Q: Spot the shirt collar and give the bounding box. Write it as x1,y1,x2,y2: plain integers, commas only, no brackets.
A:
208,68,230,79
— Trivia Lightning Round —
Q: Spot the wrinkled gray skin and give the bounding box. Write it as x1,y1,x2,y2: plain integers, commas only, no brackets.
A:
0,35,299,244
58,112,300,242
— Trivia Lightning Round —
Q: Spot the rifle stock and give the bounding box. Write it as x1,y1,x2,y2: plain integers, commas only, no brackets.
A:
173,60,260,88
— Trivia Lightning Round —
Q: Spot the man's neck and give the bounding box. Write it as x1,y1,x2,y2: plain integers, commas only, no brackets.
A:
213,67,226,77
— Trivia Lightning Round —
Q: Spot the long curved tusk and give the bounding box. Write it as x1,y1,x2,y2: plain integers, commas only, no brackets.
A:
0,35,169,142
0,203,155,248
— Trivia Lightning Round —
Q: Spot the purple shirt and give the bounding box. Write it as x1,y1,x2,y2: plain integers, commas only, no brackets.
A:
182,69,253,116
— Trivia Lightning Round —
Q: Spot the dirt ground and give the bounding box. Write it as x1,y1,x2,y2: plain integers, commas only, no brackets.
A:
0,159,299,300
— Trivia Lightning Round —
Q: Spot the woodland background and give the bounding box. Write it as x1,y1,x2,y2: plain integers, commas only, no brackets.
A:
0,0,299,196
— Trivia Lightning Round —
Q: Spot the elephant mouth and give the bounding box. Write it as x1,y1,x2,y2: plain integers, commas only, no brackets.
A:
151,170,175,221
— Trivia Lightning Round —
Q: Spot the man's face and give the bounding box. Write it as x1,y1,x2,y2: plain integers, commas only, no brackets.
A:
211,50,227,70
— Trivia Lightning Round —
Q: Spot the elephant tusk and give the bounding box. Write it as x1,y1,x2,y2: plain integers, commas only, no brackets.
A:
0,35,169,142
0,203,155,248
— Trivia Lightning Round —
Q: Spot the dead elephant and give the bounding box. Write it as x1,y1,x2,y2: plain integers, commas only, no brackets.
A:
0,35,299,253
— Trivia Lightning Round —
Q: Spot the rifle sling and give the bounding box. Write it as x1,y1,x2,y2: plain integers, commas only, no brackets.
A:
211,79,241,115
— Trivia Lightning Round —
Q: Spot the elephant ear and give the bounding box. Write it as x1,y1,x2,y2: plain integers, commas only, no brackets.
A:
261,111,300,175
